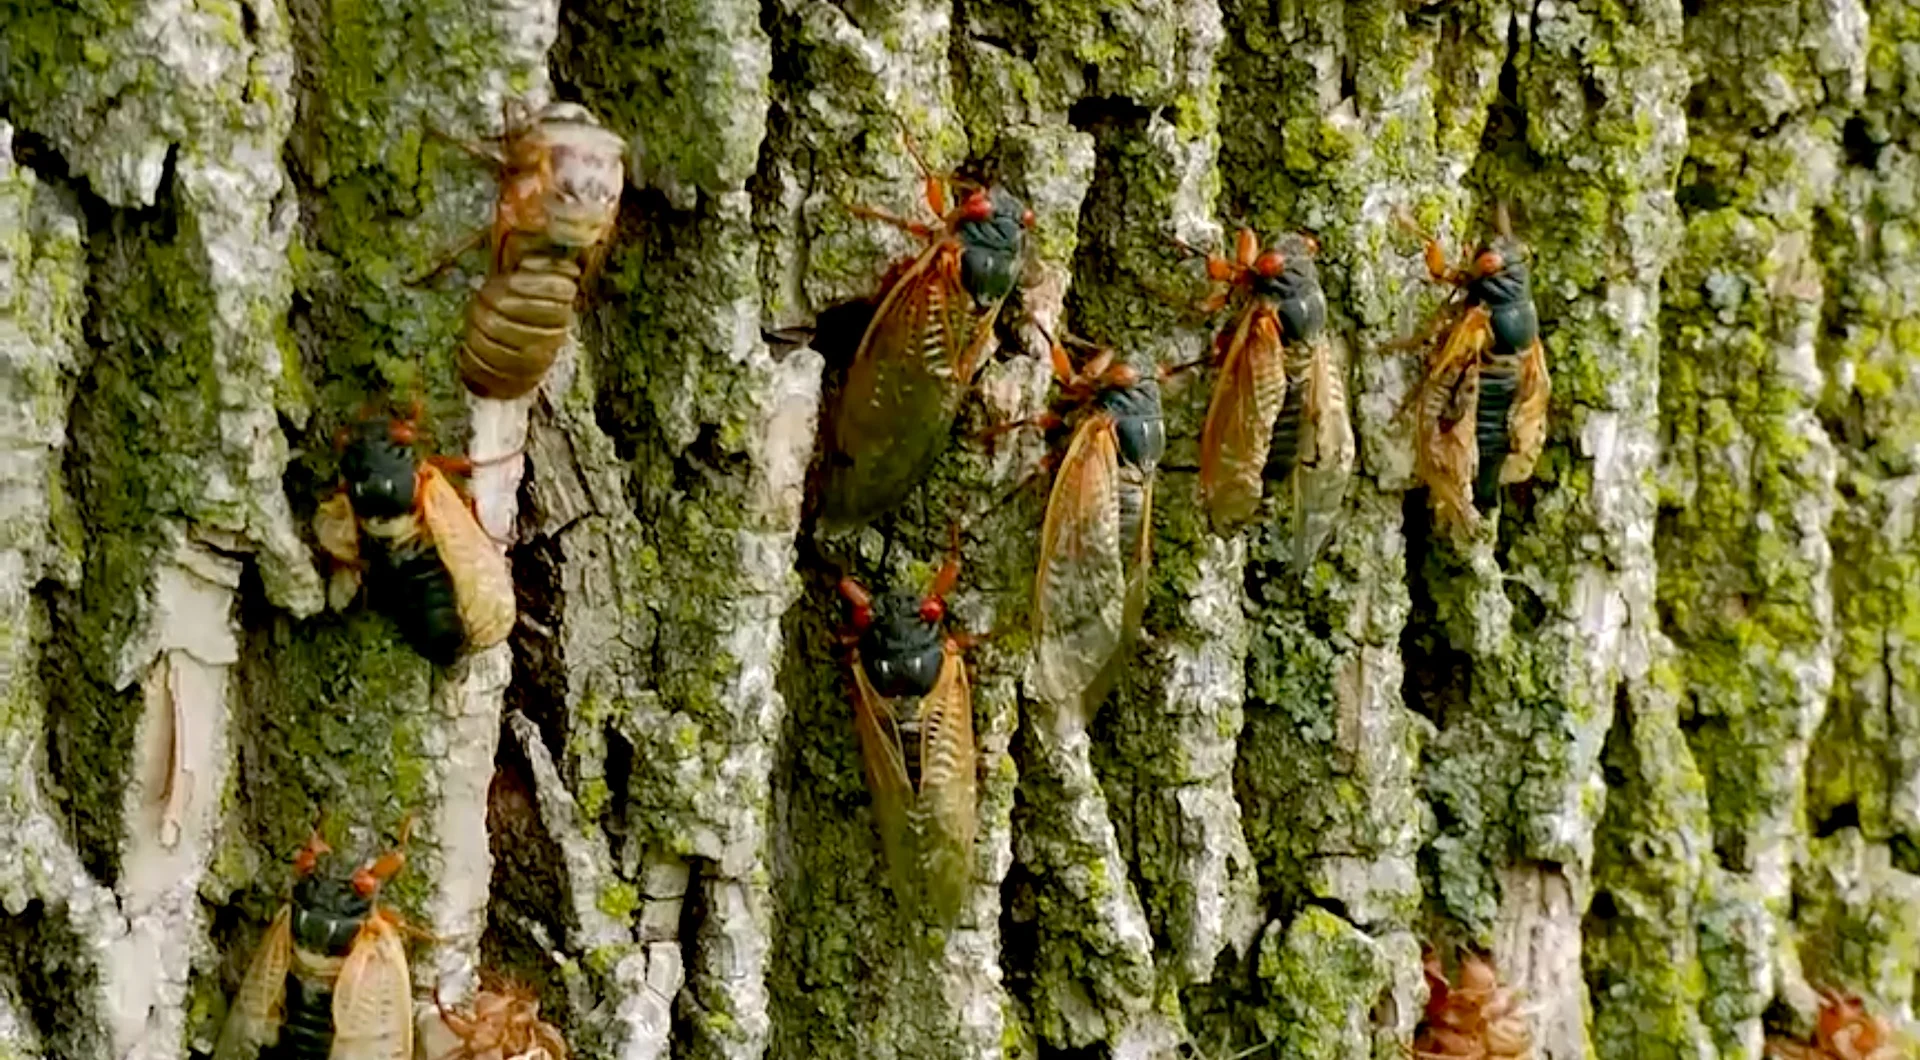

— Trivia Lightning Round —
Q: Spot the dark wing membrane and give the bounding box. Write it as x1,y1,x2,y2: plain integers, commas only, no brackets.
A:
912,648,976,924
330,913,413,1060
851,658,916,905
212,905,293,1060
1290,336,1354,571
1498,337,1550,488
823,241,982,527
1200,305,1288,531
1417,306,1490,535
1033,415,1127,718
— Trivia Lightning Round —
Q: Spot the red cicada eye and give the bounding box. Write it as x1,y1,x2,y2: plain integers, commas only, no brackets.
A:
1020,208,1036,229
389,421,418,446
961,189,994,222
1476,249,1505,276
851,603,873,630
1253,250,1285,278
918,597,946,623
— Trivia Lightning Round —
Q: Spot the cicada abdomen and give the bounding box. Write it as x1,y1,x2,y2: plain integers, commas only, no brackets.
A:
214,828,413,1060
839,559,977,924
318,414,515,664
458,101,625,400
1254,235,1353,568
819,153,1034,530
1032,341,1165,722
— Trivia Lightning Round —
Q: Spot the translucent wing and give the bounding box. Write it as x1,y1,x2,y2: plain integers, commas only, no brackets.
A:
1499,337,1550,487
1416,306,1490,535
1200,304,1288,531
314,492,364,612
212,904,292,1060
330,912,413,1060
1291,335,1355,571
1033,414,1126,719
417,464,516,649
913,647,976,923
823,240,993,528
851,658,915,906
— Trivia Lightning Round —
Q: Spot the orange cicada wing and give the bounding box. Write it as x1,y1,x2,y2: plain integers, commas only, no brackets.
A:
1416,305,1490,535
1499,336,1550,488
212,904,293,1060
313,491,365,612
822,239,993,529
329,911,413,1060
913,646,976,923
1200,303,1288,531
416,464,516,650
1032,413,1127,717
851,654,917,905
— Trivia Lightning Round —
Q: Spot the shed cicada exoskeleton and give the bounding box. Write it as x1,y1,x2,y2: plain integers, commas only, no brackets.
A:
838,553,978,924
213,823,414,1060
1414,949,1534,1060
313,411,515,664
426,976,568,1060
456,100,625,399
819,133,1034,530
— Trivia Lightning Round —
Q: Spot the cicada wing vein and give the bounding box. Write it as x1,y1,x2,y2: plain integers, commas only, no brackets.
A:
1417,307,1490,535
213,904,293,1060
418,465,516,649
1200,305,1287,531
1500,337,1550,487
329,912,413,1060
851,658,916,904
1033,415,1127,714
1291,336,1355,570
913,647,976,922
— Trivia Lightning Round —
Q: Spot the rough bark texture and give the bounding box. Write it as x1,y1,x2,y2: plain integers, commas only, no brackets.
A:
0,0,1916,1058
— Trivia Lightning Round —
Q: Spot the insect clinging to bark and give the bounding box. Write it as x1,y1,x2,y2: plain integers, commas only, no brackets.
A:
1028,336,1165,722
838,551,978,925
427,978,568,1060
1181,227,1353,566
1398,210,1550,536
456,100,626,399
1413,950,1534,1060
313,411,516,665
818,132,1035,531
1766,989,1913,1060
213,822,414,1060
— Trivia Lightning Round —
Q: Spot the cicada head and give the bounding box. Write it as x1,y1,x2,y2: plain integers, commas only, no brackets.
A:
339,418,418,520
1095,369,1166,476
529,102,626,253
1246,232,1327,345
854,590,947,700
1466,236,1539,354
955,186,1031,310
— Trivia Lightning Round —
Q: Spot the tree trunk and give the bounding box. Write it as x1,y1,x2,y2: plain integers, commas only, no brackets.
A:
0,0,1915,1057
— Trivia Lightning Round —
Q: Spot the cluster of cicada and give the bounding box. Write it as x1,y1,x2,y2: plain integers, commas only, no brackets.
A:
1767,989,1914,1060
214,824,415,1060
1414,950,1535,1060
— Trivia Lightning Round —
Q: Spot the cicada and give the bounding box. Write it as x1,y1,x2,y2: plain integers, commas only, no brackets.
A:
213,825,413,1060
838,555,977,924
426,978,567,1060
1767,989,1913,1060
1401,217,1550,535
1414,950,1533,1060
313,413,515,665
818,139,1035,530
1031,338,1165,721
456,100,626,399
1186,227,1354,565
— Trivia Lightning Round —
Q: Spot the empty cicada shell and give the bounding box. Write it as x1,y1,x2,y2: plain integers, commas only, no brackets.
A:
426,977,568,1060
213,823,414,1060
1767,988,1914,1060
838,553,978,925
1414,950,1534,1060
818,134,1035,531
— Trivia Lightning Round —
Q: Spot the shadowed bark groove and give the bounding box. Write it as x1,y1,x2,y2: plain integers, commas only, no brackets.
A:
1,1,1918,1059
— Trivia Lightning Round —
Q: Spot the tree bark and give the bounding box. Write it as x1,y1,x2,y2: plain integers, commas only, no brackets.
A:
0,0,1915,1058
